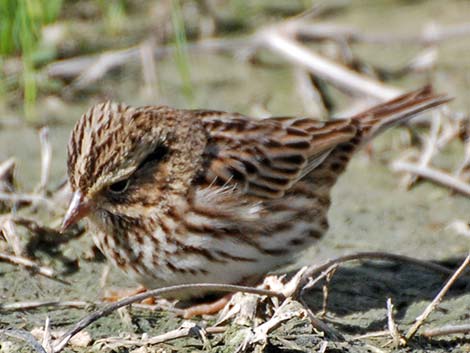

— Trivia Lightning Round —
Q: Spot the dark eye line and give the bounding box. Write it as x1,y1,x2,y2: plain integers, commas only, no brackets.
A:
137,144,169,170
107,144,169,195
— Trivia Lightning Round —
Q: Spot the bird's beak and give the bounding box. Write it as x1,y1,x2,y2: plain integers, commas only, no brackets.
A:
60,191,92,233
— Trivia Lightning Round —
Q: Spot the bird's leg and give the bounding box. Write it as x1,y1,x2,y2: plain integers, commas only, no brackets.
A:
103,286,155,304
180,274,262,318
182,294,233,319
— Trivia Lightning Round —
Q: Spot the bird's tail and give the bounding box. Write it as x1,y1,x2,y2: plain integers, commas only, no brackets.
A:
306,86,450,192
352,85,451,145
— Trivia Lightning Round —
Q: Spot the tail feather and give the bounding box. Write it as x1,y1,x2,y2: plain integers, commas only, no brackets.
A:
306,85,450,191
353,85,451,144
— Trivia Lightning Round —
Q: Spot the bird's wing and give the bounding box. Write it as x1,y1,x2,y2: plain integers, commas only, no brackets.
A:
193,110,357,199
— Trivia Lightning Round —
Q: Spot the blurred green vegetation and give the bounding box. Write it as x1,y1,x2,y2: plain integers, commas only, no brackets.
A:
0,0,136,121
0,0,62,56
0,0,316,122
171,0,194,103
0,0,63,120
98,0,127,36
0,0,183,120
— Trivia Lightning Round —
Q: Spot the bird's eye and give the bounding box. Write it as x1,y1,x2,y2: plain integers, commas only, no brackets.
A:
108,179,130,194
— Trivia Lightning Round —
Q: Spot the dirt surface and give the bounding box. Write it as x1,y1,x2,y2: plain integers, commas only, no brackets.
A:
1,1,470,352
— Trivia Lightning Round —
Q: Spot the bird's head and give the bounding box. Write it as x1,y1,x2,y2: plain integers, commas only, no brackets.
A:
61,101,207,232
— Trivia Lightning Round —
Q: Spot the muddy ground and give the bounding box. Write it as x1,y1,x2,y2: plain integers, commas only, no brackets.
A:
1,1,470,352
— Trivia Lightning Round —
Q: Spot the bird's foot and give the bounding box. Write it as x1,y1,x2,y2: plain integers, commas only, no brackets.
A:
103,286,155,304
182,294,233,319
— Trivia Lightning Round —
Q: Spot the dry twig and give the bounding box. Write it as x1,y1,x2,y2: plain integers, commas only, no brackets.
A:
294,68,329,118
392,160,470,197
96,325,225,348
386,298,403,347
351,330,389,341
320,265,337,317
422,324,470,338
0,251,68,284
258,25,400,100
45,38,249,83
297,265,344,341
0,300,94,312
400,110,442,188
42,316,53,353
0,215,23,256
404,253,470,342
301,251,456,286
0,329,48,353
139,40,159,98
292,21,470,45
319,341,328,353
0,192,55,208
37,127,52,194
52,283,283,352
236,299,298,352
0,158,15,197
44,18,470,87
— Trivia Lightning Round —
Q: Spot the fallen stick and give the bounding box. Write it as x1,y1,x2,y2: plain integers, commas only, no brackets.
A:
290,21,470,45
0,158,15,184
0,300,93,312
37,127,52,194
44,37,250,81
0,252,68,284
0,329,47,353
301,251,456,283
400,110,441,188
45,22,404,100
297,265,344,341
351,330,389,341
404,253,470,341
96,325,226,347
44,20,470,83
52,283,283,352
0,192,55,209
386,298,403,347
392,160,470,197
258,26,401,100
422,323,470,337
0,215,23,256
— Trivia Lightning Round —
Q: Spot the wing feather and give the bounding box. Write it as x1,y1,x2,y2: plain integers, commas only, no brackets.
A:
187,87,448,199
196,111,357,198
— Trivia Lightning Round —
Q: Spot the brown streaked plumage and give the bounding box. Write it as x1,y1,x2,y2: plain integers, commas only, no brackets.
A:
62,86,449,298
